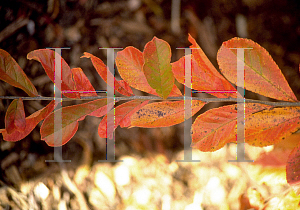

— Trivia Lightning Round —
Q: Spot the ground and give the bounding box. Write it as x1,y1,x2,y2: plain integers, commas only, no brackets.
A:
0,0,300,209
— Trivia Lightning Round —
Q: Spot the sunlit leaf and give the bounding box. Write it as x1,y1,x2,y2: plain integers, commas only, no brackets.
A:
191,103,272,152
172,54,237,98
143,37,174,99
186,34,237,98
98,99,149,138
286,141,300,195
253,148,292,167
27,49,80,98
130,100,205,128
71,67,97,97
0,49,38,96
217,38,297,102
81,52,133,96
245,107,300,147
116,46,182,96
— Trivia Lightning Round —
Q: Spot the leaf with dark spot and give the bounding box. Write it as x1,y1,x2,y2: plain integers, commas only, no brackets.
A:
130,100,205,128
191,103,272,152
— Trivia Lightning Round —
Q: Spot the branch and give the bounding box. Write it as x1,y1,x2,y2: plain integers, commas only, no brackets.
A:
1,95,300,107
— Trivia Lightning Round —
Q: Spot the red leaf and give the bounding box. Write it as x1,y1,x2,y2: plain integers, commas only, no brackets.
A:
254,148,292,167
130,100,205,128
98,99,149,138
81,52,133,96
172,54,237,98
71,67,97,97
255,132,300,167
0,49,38,96
5,99,26,134
217,38,298,102
287,141,300,195
1,100,56,141
27,49,80,98
41,99,110,146
88,101,115,118
191,103,272,152
116,46,182,96
185,34,237,98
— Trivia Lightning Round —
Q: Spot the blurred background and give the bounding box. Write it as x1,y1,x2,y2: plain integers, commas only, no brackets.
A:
1,0,300,209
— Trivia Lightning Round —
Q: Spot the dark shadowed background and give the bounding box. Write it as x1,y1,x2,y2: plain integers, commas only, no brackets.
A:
1,0,300,209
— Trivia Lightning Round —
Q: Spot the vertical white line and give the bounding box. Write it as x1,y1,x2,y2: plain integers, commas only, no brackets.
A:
176,48,200,162
106,48,115,161
228,48,253,162
46,47,71,163
98,48,123,163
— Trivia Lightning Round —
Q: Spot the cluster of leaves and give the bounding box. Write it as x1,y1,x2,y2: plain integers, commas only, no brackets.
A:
1,34,300,193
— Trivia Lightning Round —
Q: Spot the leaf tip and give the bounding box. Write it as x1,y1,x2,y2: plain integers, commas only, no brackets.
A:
80,52,91,59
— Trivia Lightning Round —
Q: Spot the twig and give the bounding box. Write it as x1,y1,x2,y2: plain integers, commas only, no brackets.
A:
0,18,29,43
1,95,300,106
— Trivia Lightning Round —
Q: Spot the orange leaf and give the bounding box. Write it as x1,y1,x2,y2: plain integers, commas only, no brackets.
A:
98,99,149,138
81,52,133,96
5,99,26,134
130,100,205,128
287,141,300,195
217,38,297,102
27,49,80,98
41,99,110,146
172,54,237,98
71,67,97,97
0,49,38,96
143,37,174,99
245,107,300,147
191,103,272,152
253,148,292,167
116,46,182,96
253,133,300,181
1,100,56,141
186,34,237,98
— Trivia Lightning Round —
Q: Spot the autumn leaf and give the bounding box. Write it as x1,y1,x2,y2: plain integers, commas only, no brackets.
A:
81,52,133,96
172,54,237,98
1,100,56,141
287,141,300,195
0,49,38,96
217,38,297,102
245,107,300,147
253,147,293,167
5,99,26,134
41,99,111,146
143,37,174,99
71,67,97,97
184,34,237,98
27,49,80,98
130,100,205,128
116,46,182,97
191,103,272,152
116,46,153,94
98,99,149,138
